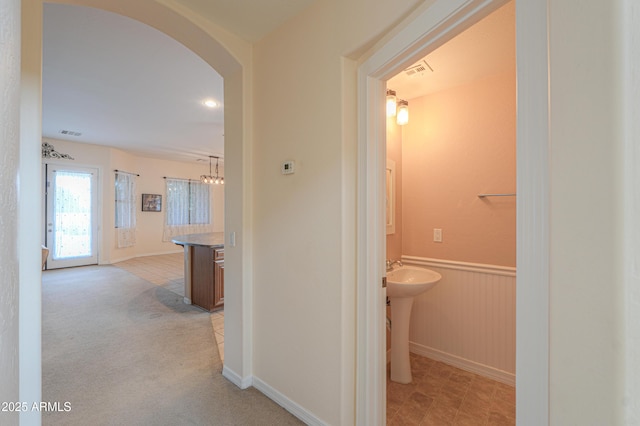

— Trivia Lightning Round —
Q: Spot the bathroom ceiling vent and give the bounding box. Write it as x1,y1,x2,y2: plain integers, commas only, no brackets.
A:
59,129,82,137
404,60,434,77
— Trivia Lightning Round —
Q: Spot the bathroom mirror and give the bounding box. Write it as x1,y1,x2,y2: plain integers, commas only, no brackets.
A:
386,159,395,235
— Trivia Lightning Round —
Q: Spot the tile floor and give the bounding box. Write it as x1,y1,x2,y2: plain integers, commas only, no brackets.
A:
387,353,515,425
114,253,225,362
115,254,514,424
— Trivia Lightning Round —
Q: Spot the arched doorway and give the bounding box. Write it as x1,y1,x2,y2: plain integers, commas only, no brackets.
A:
21,2,252,419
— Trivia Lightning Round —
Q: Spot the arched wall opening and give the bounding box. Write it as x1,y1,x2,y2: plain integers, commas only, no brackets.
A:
20,2,252,419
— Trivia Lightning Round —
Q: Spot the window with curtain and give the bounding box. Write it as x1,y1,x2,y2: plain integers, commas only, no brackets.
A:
115,171,137,248
163,178,212,241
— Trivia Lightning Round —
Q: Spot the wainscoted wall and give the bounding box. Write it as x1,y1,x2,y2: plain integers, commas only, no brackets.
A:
401,255,515,385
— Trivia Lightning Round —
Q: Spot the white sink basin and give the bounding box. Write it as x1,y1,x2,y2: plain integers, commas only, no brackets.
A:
386,265,441,384
387,265,441,298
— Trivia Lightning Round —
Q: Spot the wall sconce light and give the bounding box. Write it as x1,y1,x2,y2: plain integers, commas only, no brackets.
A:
386,89,397,117
387,88,409,125
396,99,409,125
201,155,224,184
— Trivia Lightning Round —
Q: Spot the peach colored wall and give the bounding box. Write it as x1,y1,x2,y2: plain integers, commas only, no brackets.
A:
386,115,403,262
402,70,516,267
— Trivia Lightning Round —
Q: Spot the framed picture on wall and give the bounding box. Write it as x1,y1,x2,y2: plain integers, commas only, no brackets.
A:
142,194,162,212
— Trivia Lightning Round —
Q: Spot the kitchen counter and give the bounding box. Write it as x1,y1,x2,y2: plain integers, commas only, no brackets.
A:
171,232,224,248
172,232,225,309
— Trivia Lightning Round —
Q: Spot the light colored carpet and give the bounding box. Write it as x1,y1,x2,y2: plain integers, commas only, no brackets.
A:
42,265,302,426
113,253,186,298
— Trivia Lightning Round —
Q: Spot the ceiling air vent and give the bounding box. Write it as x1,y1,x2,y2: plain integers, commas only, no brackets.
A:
404,60,434,77
59,130,82,137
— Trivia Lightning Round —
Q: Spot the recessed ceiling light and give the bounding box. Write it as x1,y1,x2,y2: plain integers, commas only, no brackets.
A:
203,99,218,108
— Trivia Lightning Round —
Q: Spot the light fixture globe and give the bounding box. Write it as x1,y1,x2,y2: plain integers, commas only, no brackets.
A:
386,89,397,117
396,99,409,125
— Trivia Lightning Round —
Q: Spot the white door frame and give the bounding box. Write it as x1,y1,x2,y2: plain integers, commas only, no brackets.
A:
356,0,550,424
44,163,100,269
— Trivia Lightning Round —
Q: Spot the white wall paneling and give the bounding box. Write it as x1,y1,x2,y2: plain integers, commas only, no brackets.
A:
401,256,516,385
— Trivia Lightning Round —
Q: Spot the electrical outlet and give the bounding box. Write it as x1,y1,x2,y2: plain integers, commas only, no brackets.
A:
433,228,442,243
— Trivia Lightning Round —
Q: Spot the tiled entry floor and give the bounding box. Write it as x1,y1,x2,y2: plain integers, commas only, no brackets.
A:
114,253,225,362
387,354,515,425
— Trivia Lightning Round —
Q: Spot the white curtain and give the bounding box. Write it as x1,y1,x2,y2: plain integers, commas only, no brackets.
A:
115,171,137,248
163,178,212,241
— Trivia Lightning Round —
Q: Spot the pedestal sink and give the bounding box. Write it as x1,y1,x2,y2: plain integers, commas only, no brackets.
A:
387,265,441,384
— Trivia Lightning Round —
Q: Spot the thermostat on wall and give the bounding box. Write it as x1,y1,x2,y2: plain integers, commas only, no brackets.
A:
282,161,295,175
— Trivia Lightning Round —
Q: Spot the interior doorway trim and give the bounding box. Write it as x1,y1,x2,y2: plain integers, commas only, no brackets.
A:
355,0,550,424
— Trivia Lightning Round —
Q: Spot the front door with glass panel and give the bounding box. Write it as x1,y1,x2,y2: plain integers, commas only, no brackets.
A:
45,165,99,269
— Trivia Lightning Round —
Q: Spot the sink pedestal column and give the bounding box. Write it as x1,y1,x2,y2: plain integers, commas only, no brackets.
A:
389,296,415,384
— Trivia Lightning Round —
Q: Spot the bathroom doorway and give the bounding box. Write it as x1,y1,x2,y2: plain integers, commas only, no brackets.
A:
356,0,551,424
384,2,516,423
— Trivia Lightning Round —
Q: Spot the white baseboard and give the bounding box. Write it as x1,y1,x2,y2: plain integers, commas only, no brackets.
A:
221,368,326,425
252,376,327,426
388,345,514,386
409,342,515,386
222,365,252,389
138,249,183,257
107,255,136,264
108,249,184,265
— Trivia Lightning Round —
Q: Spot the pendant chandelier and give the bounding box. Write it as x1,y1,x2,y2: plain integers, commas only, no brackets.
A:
201,155,224,184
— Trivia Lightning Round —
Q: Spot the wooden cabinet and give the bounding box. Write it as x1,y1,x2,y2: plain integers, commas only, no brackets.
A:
191,246,224,312
213,249,224,309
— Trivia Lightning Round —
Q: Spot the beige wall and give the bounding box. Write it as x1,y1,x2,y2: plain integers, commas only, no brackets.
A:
401,71,516,266
252,1,425,423
548,0,624,422
42,138,224,264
